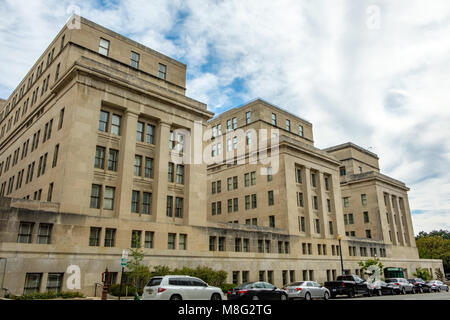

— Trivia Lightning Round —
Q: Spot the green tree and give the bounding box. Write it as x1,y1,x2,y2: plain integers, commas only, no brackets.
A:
358,258,384,279
126,234,151,297
415,233,450,273
412,267,431,281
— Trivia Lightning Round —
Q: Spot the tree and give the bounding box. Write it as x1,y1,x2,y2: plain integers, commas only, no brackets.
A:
126,234,151,297
358,258,384,280
412,267,431,281
435,268,444,282
415,232,450,273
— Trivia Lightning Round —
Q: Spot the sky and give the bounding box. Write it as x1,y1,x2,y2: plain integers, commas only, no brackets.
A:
0,0,449,234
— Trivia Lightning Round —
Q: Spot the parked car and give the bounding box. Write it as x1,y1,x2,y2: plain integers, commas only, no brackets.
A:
141,275,224,300
366,280,395,296
324,275,370,298
227,282,288,300
426,280,449,292
407,278,432,293
285,281,330,300
385,278,415,295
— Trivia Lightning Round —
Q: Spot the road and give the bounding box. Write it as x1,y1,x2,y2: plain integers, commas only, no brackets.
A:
336,291,450,300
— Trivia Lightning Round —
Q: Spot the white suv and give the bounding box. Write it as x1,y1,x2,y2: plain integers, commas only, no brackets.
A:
141,275,224,300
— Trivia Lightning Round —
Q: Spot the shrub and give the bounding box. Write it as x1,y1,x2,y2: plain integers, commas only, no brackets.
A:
220,283,236,294
8,291,85,300
109,284,142,297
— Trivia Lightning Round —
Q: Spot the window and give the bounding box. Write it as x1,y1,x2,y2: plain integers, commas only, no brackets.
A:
311,173,317,187
145,231,154,249
244,173,250,187
24,273,42,295
46,273,63,294
348,213,354,224
89,227,101,246
366,230,372,239
130,51,140,69
104,228,116,247
136,122,144,142
361,194,367,205
166,196,173,217
245,195,250,210
134,155,142,176
179,234,187,250
217,180,221,193
168,162,174,182
286,119,291,131
131,191,140,213
340,167,346,176
146,124,155,144
313,196,318,210
168,233,176,249
234,238,242,252
272,113,277,126
95,146,106,169
329,221,334,235
55,63,60,82
108,149,119,171
296,168,302,183
111,114,121,135
232,117,237,129
324,177,330,191
300,217,306,232
158,63,167,79
299,125,304,137
315,219,320,233
175,197,184,218
264,240,271,253
103,187,115,210
58,108,65,130
142,192,152,215
343,197,349,208
251,194,257,209
268,191,274,206
99,38,110,56
327,199,331,212
47,183,54,202
233,176,238,189
233,198,238,212
18,222,34,243
363,211,370,223
227,119,232,132
176,165,184,184
90,184,101,209
246,111,251,124
267,167,273,182
269,216,275,228
251,171,256,185
131,230,142,248
99,111,109,132
218,237,225,251
144,157,153,178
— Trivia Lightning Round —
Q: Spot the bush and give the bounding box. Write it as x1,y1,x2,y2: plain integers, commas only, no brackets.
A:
109,284,142,297
7,291,85,300
220,283,236,294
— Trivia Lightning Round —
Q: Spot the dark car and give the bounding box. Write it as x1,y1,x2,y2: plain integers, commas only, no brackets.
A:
407,278,432,293
367,280,395,296
227,282,288,300
324,275,370,298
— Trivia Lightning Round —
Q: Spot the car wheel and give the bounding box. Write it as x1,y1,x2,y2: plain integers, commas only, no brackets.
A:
366,290,372,297
304,292,311,301
211,293,222,301
377,289,382,296
280,294,287,301
347,290,354,298
252,295,260,301
411,288,415,294
438,287,442,292
401,288,406,295
170,294,182,300
323,292,330,301
390,289,394,295
419,287,423,294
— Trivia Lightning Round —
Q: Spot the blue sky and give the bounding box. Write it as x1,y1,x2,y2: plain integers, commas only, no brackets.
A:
0,0,449,233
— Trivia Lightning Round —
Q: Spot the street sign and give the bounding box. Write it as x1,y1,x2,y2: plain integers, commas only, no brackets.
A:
121,250,128,267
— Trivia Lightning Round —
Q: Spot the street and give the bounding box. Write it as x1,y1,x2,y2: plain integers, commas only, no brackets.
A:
337,291,450,301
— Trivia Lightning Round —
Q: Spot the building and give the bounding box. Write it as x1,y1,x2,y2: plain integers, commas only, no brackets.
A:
0,16,443,296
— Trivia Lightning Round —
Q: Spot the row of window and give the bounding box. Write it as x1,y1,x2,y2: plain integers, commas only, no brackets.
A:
98,38,167,80
209,236,290,254
232,269,315,286
295,167,331,190
298,217,335,235
343,194,368,208
23,273,64,295
344,211,370,225
348,246,387,257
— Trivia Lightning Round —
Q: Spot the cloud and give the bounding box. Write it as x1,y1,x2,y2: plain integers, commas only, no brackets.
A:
0,0,449,234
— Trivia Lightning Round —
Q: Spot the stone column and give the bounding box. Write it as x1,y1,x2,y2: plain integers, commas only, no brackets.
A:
303,167,314,236
318,172,330,238
153,121,171,222
116,110,138,217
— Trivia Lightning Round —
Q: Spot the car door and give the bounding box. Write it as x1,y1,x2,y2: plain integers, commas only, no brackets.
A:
191,278,209,300
263,282,278,300
312,282,322,298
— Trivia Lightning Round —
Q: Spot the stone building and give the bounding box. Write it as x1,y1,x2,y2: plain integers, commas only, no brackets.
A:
0,16,443,296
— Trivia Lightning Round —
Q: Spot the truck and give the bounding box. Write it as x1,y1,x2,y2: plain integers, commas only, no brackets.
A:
324,275,370,298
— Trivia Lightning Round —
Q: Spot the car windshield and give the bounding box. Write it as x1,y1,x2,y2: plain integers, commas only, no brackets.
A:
147,277,162,287
235,282,255,289
385,279,397,283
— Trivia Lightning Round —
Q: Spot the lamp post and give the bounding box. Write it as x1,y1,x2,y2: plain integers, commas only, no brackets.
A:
337,235,344,275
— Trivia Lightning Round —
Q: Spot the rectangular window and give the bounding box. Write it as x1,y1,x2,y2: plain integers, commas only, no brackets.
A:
232,117,237,129
24,273,42,295
329,221,334,235
131,230,142,248
175,197,184,218
90,184,101,209
363,211,370,223
179,234,187,250
343,197,349,208
267,167,273,182
158,63,167,79
168,233,176,249
99,111,109,132
176,165,184,184
108,149,119,171
245,195,250,210
246,111,251,124
296,168,302,183
95,146,106,169
349,213,354,224
251,194,257,209
327,199,331,212
361,194,367,205
130,51,140,69
18,222,34,243
99,38,110,56
298,192,304,207
168,162,174,182
315,219,320,233
146,124,155,144
300,216,306,232
166,196,173,217
142,192,152,215
104,228,116,247
340,167,346,176
313,196,318,210
218,237,225,251
111,114,121,136
264,240,271,253
103,187,115,210
134,155,142,176
46,273,63,294
47,183,54,202
299,125,304,137
269,215,275,228
251,171,256,185
227,199,233,213
143,157,153,178
136,122,144,142
268,191,274,206
89,227,101,246
233,176,238,189
272,113,277,126
131,191,140,213
144,231,154,249
58,108,65,130
366,230,372,239
286,119,291,131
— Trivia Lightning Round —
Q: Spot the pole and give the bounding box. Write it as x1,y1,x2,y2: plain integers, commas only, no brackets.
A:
338,237,344,275
118,266,124,301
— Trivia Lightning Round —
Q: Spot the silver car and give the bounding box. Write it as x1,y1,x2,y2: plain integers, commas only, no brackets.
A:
426,280,449,292
385,278,415,295
141,275,224,300
285,281,330,300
